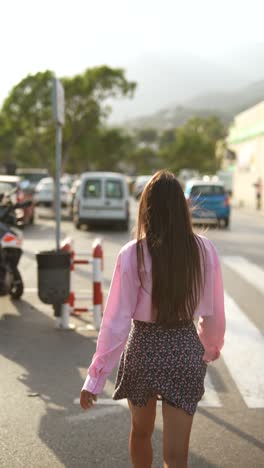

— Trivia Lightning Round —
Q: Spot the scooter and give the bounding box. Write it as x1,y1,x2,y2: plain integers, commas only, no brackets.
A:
0,190,32,299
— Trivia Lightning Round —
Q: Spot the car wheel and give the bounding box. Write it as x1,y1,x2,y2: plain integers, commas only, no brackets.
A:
120,217,129,231
223,217,230,228
10,269,24,300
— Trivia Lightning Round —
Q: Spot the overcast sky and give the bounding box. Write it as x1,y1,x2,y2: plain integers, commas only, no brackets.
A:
1,0,264,116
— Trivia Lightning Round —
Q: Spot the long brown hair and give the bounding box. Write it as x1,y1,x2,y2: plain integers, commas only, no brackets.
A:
136,170,206,328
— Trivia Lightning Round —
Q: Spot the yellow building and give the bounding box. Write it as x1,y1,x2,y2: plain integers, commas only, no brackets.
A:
227,101,264,208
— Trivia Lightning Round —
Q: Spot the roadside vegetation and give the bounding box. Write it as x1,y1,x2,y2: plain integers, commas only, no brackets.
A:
0,67,226,176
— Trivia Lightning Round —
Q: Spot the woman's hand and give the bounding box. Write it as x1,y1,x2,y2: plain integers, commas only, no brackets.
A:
80,390,97,410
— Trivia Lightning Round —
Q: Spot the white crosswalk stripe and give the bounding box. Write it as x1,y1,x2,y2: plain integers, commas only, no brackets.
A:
222,292,264,408
222,255,264,295
203,256,264,409
205,256,264,408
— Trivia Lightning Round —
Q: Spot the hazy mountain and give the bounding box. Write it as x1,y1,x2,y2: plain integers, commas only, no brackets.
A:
110,51,247,123
217,43,264,84
119,80,264,130
110,45,264,125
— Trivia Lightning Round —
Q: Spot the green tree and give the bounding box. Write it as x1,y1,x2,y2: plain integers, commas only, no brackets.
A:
136,128,158,144
0,67,136,173
61,66,136,171
127,147,159,174
0,71,54,170
159,128,176,148
0,113,17,168
66,126,134,173
160,116,226,174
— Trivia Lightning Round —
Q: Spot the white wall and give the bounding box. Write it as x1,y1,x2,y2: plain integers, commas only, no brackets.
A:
231,136,264,208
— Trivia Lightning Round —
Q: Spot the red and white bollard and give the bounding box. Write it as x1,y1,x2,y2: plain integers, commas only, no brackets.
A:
92,238,103,330
59,237,75,330
57,237,104,330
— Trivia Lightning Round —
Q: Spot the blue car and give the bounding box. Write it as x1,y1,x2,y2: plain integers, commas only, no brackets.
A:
184,180,231,228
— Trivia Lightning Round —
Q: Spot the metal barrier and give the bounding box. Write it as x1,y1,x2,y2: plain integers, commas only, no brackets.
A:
57,237,103,330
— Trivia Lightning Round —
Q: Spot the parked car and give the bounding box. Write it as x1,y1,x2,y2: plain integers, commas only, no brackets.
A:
34,177,69,207
133,175,152,200
67,179,81,218
184,179,231,228
73,172,130,230
61,173,76,189
0,175,35,226
16,168,49,191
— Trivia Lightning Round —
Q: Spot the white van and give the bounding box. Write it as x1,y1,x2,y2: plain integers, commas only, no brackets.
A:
73,172,130,230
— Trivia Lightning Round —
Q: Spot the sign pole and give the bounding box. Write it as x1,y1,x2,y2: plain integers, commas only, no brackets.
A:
55,123,62,250
52,77,65,251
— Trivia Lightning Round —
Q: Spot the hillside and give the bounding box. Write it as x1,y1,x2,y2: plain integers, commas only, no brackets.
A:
122,80,264,130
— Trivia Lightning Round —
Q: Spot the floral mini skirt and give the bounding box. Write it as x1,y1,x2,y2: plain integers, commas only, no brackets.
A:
112,320,207,415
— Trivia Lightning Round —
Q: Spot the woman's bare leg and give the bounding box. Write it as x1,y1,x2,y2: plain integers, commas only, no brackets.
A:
128,397,157,468
162,402,194,468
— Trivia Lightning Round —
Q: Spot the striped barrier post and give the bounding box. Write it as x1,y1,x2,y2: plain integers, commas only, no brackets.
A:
92,238,103,331
59,237,75,330
57,237,104,330
72,255,90,315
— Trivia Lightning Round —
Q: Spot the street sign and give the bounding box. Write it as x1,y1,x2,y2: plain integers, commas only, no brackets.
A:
52,77,65,126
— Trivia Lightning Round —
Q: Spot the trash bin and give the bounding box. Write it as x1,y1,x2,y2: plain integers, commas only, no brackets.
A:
36,250,71,304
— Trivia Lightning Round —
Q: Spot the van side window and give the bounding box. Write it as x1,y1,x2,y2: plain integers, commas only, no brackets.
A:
105,180,123,199
83,180,101,198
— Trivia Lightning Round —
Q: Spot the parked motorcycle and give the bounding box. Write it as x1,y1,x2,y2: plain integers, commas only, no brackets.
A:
0,190,32,299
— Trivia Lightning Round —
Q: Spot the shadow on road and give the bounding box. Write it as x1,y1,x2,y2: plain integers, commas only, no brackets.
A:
0,297,252,467
0,298,103,467
22,222,68,241
198,408,264,451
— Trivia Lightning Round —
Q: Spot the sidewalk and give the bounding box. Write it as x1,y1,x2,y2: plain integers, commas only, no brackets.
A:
231,202,264,219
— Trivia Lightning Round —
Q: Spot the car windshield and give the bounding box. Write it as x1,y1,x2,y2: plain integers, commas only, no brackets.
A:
191,185,225,196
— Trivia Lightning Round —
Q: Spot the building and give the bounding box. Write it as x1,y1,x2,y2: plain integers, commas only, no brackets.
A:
227,101,264,208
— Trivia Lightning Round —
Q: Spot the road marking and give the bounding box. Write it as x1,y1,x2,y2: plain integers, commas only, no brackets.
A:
73,397,128,408
222,256,264,295
222,292,264,408
67,406,124,422
76,325,97,332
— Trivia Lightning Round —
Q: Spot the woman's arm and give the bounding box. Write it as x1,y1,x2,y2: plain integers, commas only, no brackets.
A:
197,245,226,362
82,253,139,394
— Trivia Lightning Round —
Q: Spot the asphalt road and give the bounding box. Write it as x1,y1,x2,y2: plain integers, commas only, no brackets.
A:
0,201,263,468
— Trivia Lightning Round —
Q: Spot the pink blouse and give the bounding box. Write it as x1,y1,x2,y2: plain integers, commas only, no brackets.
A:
82,235,225,394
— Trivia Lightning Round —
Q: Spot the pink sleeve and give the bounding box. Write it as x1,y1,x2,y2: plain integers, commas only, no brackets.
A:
82,253,139,394
197,245,226,362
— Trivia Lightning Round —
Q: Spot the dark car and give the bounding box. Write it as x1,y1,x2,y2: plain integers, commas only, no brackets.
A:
133,175,152,200
0,175,35,225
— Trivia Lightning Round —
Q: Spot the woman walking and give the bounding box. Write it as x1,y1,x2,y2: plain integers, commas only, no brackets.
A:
80,170,225,468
